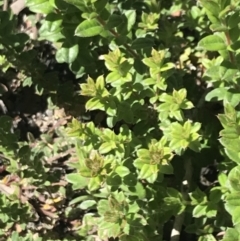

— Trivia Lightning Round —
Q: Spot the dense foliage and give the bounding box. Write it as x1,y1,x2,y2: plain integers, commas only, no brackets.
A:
0,0,240,240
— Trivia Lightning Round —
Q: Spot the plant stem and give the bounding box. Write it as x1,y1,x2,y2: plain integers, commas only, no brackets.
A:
224,22,235,64
3,0,8,11
170,158,192,241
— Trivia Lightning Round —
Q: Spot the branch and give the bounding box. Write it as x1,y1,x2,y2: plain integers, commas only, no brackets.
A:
170,158,192,241
3,0,8,11
225,30,235,64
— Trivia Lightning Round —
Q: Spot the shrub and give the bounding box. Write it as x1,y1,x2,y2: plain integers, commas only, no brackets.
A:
0,0,239,240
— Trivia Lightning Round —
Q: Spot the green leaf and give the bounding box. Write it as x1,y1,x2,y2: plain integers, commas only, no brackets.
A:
124,10,136,32
188,140,201,152
131,182,146,199
98,200,109,215
86,97,104,111
108,223,122,238
0,11,10,31
218,172,228,187
66,173,89,190
225,193,240,223
105,100,117,116
38,13,64,42
209,188,222,203
219,4,233,18
118,61,132,77
206,202,217,217
105,14,123,29
193,204,207,218
228,12,240,28
222,228,240,241
225,149,240,164
69,195,93,205
98,221,116,230
226,193,240,207
106,116,118,128
62,0,87,11
205,87,228,101
10,231,19,241
99,141,115,154
115,166,130,177
131,38,154,49
26,0,54,14
138,164,157,179
159,163,173,174
56,43,79,63
160,63,175,72
199,234,217,241
228,166,240,191
122,173,138,187
198,35,226,51
146,173,159,183
128,202,140,213
88,176,101,191
93,0,108,12
220,128,239,140
22,77,33,87
79,200,97,210
75,19,103,37
120,234,146,241
200,0,220,17
210,23,228,32
106,71,132,86
167,188,181,198
106,173,122,186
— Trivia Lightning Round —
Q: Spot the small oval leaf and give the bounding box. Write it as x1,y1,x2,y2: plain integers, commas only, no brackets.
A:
75,19,103,37
198,35,226,51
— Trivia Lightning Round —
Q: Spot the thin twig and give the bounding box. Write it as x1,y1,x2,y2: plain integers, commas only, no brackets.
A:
3,0,8,11
170,159,192,241
225,30,235,64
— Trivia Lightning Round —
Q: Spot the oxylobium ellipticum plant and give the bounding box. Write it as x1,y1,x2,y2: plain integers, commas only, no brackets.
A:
0,0,240,240
197,1,240,241
25,0,240,240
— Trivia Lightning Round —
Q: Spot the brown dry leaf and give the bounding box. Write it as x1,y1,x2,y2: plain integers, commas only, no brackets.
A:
40,208,59,219
0,183,28,203
15,223,22,233
1,174,20,185
54,108,66,119
171,10,182,17
0,183,15,195
11,0,26,15
42,203,52,210
70,219,81,230
1,175,11,185
42,203,57,212
51,180,68,186
46,196,63,205
33,233,41,240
